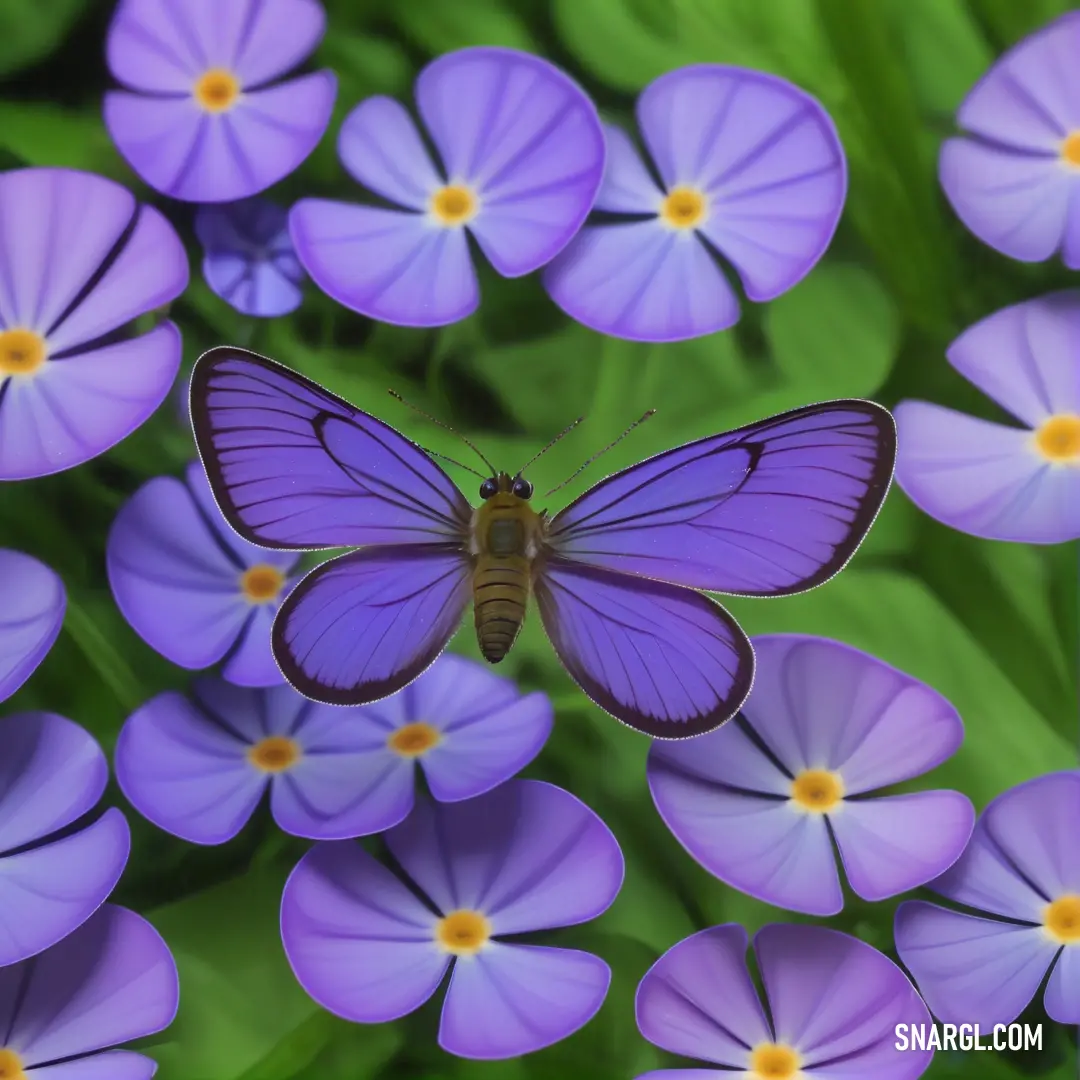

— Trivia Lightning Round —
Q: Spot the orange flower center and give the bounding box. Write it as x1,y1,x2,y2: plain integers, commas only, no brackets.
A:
194,68,241,113
660,186,708,229
435,909,491,955
1034,414,1080,463
240,564,285,604
0,1049,27,1080
0,328,46,376
430,184,478,226
1044,895,1080,944
749,1042,802,1078
790,768,844,813
247,735,302,773
1060,131,1080,168
387,721,441,758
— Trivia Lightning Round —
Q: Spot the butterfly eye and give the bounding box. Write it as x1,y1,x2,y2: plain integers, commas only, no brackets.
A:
479,478,498,499
512,478,534,499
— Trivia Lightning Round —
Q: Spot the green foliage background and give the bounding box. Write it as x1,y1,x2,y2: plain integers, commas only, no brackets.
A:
1,0,1078,1078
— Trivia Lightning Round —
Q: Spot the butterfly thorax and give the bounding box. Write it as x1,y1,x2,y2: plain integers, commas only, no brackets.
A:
470,474,545,663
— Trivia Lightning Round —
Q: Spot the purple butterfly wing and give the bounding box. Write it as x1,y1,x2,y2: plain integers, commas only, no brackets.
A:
273,545,472,705
546,401,895,596
189,347,472,550
533,558,754,737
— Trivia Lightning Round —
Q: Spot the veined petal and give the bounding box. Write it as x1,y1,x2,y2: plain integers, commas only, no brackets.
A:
290,199,478,326
106,0,203,91
0,551,65,703
232,0,327,87
0,324,181,481
28,1051,158,1080
544,223,739,342
594,123,664,213
220,604,288,687
1044,946,1080,1025
894,401,1080,543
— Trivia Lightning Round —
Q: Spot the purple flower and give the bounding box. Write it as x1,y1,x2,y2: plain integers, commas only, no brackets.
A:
895,292,1080,544
634,923,933,1080
115,654,553,844
0,904,178,1079
281,780,623,1059
289,46,605,328
106,460,299,686
0,711,130,966
543,65,846,343
0,168,187,480
896,770,1080,1028
195,198,305,317
939,12,1080,267
648,635,974,916
0,550,65,703
104,0,337,203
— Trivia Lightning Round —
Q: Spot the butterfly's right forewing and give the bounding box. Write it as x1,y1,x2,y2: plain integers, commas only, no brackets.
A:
189,347,472,550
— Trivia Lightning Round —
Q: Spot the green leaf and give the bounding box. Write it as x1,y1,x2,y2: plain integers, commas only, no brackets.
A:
392,0,539,56
724,568,1077,807
147,868,324,1080
0,0,85,77
763,264,901,398
0,103,123,175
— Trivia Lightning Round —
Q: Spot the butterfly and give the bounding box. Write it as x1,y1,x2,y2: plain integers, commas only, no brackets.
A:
189,347,896,739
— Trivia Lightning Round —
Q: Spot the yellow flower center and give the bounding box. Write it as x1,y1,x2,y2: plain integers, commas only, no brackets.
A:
435,909,491,955
387,721,442,758
790,768,844,813
0,328,47,376
660,186,708,229
430,184,478,226
1060,131,1080,168
0,1049,27,1080
247,735,302,773
749,1042,802,1079
1034,414,1080,463
194,68,241,113
240,564,285,604
1044,895,1080,944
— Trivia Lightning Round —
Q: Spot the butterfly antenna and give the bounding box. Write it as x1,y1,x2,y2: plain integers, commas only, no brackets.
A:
515,416,585,477
418,446,488,480
544,410,657,497
389,389,497,475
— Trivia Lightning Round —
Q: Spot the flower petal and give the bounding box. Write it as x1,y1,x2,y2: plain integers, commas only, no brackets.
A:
4,905,177,1064
439,944,609,1059
203,250,303,317
894,901,1057,1027
105,0,202,91
113,690,266,846
1044,945,1080,1025
0,550,65,703
634,925,771,1067
741,636,965,793
415,47,604,276
946,291,1080,425
28,1051,158,1080
894,401,1080,543
337,96,443,210
0,324,181,481
0,712,108,853
544,224,739,342
412,655,552,802
636,65,845,299
280,841,448,1023
231,0,326,87
219,605,287,687
593,123,664,213
386,780,623,933
290,199,478,326
939,138,1075,266
831,792,974,902
0,808,130,967
755,924,932,1074
646,772,842,916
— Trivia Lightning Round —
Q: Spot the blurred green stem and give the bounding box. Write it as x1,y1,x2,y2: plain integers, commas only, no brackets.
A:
63,596,144,715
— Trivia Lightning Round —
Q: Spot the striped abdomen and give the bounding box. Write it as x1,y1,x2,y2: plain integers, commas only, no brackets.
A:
473,555,529,662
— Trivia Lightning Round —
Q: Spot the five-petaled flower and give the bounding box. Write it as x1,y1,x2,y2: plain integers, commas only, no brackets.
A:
107,461,299,686
115,655,552,843
104,0,337,203
544,64,846,342
896,770,1080,1027
634,923,933,1080
895,292,1080,544
281,779,624,1059
290,46,605,327
648,634,974,915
